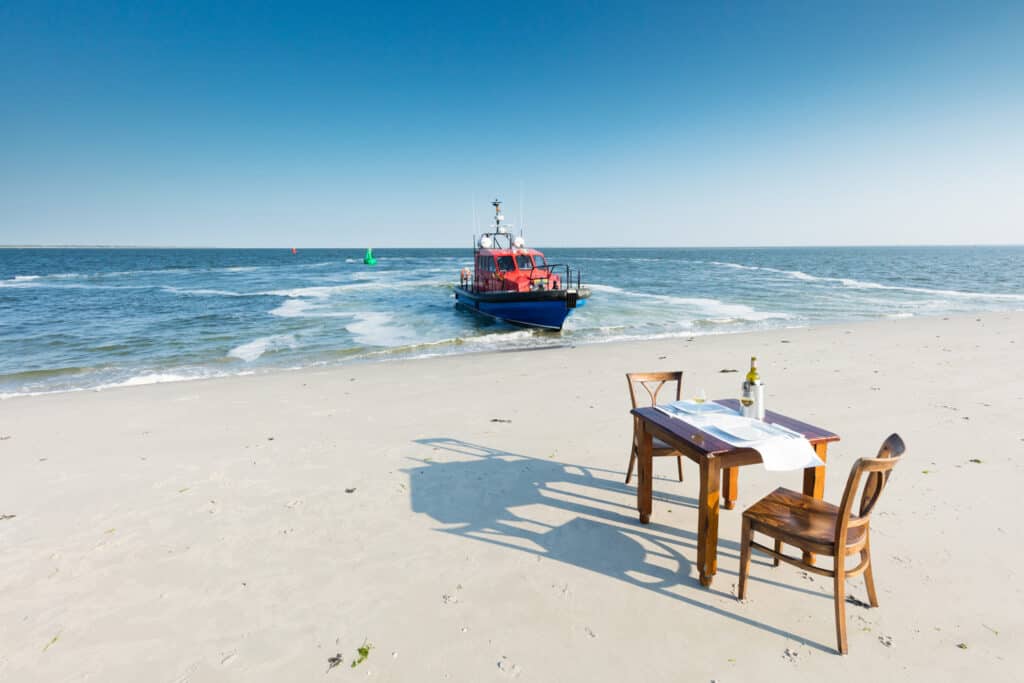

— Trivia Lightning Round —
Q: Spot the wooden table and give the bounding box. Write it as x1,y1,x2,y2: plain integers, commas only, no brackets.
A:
632,399,839,587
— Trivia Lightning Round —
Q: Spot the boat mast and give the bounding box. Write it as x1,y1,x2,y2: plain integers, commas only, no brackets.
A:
492,198,509,248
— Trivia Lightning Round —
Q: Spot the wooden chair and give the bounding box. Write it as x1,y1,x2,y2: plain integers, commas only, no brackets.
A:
737,433,905,654
625,371,685,484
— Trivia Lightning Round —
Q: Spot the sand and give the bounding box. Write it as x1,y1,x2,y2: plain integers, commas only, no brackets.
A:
2,312,1022,681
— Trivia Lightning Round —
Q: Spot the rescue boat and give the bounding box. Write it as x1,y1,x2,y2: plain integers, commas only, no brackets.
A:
453,199,590,330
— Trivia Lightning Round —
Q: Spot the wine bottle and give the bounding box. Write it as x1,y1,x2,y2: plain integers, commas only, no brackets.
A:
745,356,760,385
742,356,764,419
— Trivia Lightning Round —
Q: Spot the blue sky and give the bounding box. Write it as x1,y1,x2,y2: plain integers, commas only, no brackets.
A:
1,1,1021,247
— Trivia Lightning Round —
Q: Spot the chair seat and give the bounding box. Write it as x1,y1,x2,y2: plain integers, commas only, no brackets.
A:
744,487,865,554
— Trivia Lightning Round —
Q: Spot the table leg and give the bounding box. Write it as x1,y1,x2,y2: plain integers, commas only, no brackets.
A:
801,441,830,563
722,467,739,510
697,458,721,587
637,420,653,524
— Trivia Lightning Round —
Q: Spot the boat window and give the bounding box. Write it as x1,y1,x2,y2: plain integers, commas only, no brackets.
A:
497,256,516,271
478,256,494,272
516,255,534,270
532,253,547,267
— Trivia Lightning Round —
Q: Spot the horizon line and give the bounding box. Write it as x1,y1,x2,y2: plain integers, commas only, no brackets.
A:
2,243,1023,250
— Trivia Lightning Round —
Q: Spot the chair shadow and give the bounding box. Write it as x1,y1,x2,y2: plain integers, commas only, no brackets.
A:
407,437,835,653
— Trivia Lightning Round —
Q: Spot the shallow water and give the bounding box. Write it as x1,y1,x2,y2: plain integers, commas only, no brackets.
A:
2,246,1022,397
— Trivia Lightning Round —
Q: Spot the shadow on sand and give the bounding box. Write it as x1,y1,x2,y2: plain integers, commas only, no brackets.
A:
407,437,835,653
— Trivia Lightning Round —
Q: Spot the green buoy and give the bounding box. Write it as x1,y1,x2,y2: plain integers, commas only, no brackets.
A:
363,248,377,265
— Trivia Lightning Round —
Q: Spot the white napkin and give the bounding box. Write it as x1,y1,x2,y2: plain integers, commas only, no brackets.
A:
656,400,824,471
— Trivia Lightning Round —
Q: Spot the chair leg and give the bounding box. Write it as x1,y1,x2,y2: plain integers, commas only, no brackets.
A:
834,558,848,655
862,534,879,607
676,455,684,482
773,539,782,567
738,517,752,600
625,442,637,484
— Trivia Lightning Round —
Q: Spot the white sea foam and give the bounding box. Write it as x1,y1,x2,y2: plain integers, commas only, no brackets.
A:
2,367,261,399
1,272,79,283
462,329,539,346
10,272,83,280
346,312,421,347
161,286,256,297
709,261,1024,301
228,334,298,362
97,372,203,388
588,283,791,321
100,267,192,277
1,272,93,285
0,280,151,291
269,299,315,317
838,279,1024,300
265,284,354,299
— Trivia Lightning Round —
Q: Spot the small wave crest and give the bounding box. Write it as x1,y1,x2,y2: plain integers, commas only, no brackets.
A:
228,334,298,362
346,312,421,347
161,286,261,297
708,261,1024,301
588,283,790,321
269,299,315,317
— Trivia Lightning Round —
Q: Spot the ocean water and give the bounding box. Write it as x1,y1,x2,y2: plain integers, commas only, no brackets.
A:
2,246,1023,398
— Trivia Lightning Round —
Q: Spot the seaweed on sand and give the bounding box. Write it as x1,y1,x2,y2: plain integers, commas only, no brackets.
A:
351,641,373,668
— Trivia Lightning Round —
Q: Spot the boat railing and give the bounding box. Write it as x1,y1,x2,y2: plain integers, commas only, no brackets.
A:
531,264,583,292
460,263,583,293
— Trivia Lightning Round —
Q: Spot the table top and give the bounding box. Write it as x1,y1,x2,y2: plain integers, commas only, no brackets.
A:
632,398,839,457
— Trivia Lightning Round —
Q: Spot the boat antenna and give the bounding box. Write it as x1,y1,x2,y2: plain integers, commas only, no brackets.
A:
468,196,477,239
519,181,525,238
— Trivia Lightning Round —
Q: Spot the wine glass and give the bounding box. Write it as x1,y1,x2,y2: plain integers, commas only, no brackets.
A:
694,388,707,411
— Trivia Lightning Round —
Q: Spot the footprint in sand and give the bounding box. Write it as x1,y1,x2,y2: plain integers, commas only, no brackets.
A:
497,657,521,676
172,662,200,683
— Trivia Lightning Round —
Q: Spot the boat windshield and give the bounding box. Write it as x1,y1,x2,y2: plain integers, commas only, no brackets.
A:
496,256,516,271
516,255,534,270
533,253,547,267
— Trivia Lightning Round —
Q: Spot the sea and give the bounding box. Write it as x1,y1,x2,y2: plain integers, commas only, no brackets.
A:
2,246,1023,398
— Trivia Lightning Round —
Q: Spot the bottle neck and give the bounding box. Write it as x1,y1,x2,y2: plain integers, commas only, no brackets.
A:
746,358,760,384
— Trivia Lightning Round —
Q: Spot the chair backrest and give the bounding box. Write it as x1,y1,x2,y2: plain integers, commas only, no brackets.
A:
626,371,684,409
835,433,905,547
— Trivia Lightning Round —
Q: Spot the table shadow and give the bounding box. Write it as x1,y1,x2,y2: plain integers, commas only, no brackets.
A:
407,437,837,653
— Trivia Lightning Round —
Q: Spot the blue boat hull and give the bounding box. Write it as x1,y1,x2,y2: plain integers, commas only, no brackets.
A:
453,287,585,331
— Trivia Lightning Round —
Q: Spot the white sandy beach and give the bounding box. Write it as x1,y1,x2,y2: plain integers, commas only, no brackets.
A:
2,312,1023,681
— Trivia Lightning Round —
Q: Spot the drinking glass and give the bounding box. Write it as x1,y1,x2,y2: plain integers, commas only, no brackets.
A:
694,388,707,411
